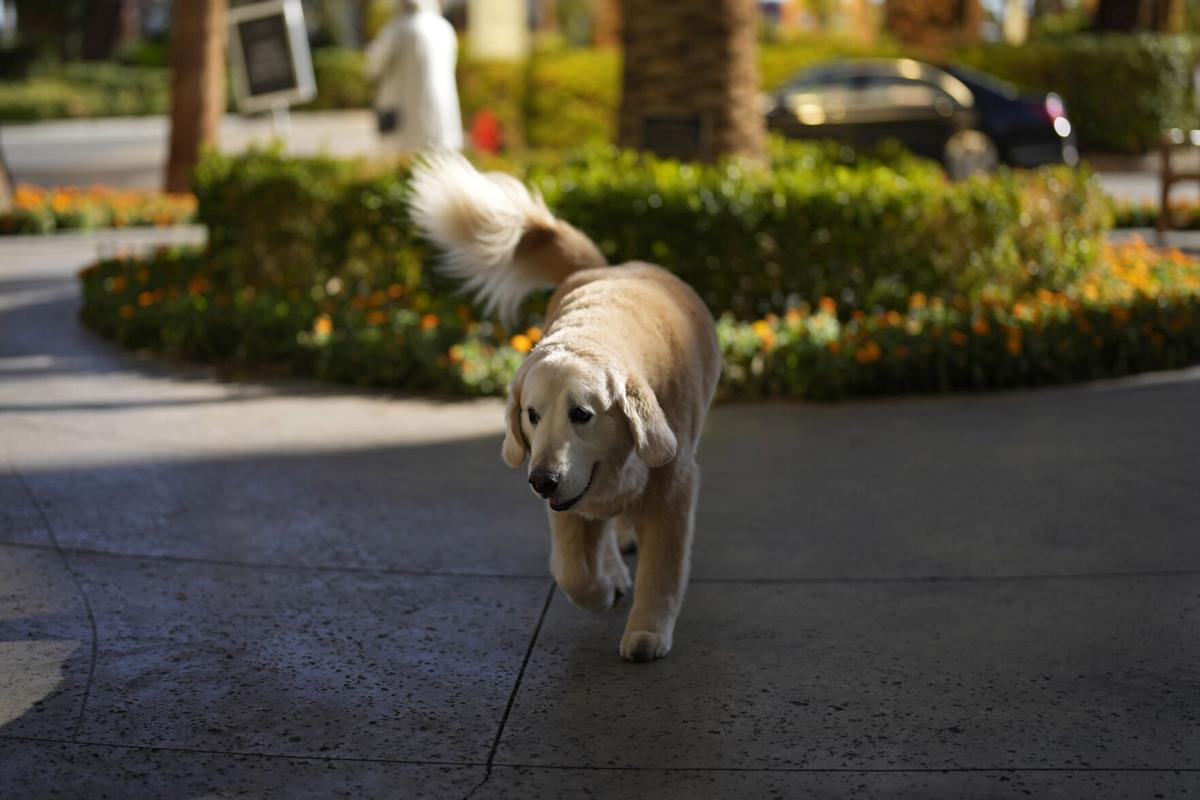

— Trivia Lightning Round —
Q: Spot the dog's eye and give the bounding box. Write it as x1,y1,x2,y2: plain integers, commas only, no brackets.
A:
527,408,540,426
568,407,593,424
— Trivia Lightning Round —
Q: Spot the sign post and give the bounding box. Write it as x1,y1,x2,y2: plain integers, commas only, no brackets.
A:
227,0,316,138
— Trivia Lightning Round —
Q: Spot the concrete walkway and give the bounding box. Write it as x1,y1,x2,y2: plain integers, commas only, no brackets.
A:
1,232,1198,799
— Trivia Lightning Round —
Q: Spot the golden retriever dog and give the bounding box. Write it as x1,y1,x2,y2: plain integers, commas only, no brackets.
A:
408,154,720,661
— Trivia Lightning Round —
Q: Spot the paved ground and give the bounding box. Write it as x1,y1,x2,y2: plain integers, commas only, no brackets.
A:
1,231,1198,799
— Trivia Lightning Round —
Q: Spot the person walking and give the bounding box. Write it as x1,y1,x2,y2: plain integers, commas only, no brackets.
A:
366,0,464,153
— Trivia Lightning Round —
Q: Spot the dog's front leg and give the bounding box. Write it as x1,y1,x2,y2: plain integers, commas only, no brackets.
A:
620,462,698,662
549,512,629,612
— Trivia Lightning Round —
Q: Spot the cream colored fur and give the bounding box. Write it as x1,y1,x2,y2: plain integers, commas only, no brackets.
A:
409,154,721,662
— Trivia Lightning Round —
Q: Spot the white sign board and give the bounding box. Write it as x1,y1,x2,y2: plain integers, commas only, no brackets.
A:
228,0,316,114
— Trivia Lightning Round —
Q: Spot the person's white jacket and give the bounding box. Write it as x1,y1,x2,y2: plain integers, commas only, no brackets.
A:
366,0,463,153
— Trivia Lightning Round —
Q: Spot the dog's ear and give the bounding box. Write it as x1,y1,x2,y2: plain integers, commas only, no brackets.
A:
620,374,677,468
501,366,529,468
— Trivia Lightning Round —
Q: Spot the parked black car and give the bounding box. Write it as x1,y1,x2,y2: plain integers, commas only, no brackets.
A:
766,58,1079,178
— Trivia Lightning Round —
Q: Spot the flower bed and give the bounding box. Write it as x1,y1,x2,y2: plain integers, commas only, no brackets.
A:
1112,198,1200,231
78,238,1200,401
719,238,1200,399
1,185,197,235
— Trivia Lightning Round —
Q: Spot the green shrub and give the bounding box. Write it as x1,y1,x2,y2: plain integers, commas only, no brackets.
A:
954,34,1197,154
533,142,1109,315
187,142,1109,320
302,47,373,110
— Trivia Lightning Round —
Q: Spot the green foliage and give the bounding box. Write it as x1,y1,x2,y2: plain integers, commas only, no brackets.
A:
73,144,1170,400
955,34,1197,155
531,141,1109,315
301,47,374,111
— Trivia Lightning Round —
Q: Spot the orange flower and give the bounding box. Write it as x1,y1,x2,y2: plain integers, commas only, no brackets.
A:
818,296,837,315
419,313,439,330
448,345,464,363
313,314,333,335
970,317,990,336
187,276,209,295
110,275,128,292
950,330,967,346
894,344,909,359
1110,306,1130,325
136,291,156,307
785,308,804,325
118,305,135,319
367,310,388,326
1005,328,1022,355
884,310,902,327
511,333,533,353
908,291,927,310
854,341,882,364
387,283,405,299
828,340,842,354
526,326,543,342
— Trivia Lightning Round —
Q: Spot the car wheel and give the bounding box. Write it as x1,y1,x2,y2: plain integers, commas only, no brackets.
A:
943,130,999,180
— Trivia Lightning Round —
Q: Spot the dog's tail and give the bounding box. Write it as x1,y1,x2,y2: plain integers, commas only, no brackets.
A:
407,152,607,322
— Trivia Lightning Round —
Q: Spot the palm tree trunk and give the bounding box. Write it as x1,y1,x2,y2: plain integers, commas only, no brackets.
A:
164,0,228,193
617,0,763,161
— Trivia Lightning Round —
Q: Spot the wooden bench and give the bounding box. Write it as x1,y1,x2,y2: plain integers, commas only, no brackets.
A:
1159,128,1200,243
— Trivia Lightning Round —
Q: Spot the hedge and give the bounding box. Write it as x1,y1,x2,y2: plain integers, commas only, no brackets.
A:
186,142,1110,321
954,34,1197,155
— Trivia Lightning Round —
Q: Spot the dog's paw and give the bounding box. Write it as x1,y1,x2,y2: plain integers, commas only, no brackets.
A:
558,576,617,613
605,556,632,602
619,629,672,662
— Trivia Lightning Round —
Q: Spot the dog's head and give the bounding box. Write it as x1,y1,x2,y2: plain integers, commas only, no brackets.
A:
501,350,676,513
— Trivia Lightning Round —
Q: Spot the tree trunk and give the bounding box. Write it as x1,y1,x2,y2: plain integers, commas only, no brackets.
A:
0,134,13,215
165,0,227,193
82,0,139,61
885,0,982,49
617,0,763,162
593,0,620,47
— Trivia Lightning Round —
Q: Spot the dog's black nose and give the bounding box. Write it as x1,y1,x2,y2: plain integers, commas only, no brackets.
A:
529,469,559,498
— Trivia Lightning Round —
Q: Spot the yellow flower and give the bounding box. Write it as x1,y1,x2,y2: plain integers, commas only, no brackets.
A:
526,326,543,342
313,314,333,335
511,333,533,353
751,319,776,350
